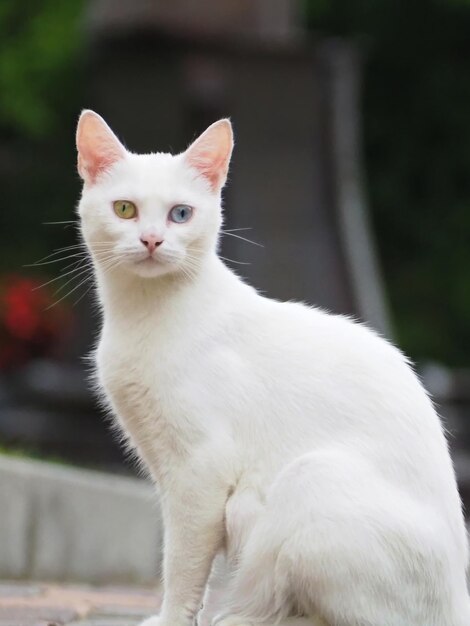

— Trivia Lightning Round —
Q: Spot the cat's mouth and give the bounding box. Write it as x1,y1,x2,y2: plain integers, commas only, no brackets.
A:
121,248,183,277
132,251,179,272
136,255,159,265
134,248,181,266
133,249,168,265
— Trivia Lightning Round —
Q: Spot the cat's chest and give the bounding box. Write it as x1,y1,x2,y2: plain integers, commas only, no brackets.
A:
95,324,232,453
96,330,189,447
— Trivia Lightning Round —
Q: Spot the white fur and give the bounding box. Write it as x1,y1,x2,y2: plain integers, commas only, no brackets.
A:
77,112,470,626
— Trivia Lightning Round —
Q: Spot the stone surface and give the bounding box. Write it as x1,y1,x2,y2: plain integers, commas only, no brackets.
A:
0,469,32,578
0,622,58,626
0,606,78,622
0,581,161,626
0,583,43,597
0,455,163,583
90,605,154,617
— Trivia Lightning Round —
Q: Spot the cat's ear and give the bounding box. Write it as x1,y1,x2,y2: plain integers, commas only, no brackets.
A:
76,110,126,184
184,119,233,191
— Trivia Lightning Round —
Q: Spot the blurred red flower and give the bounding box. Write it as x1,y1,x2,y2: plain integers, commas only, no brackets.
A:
0,275,74,370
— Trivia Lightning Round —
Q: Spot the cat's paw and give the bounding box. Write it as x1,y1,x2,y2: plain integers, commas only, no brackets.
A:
138,615,193,626
212,615,254,626
138,616,165,626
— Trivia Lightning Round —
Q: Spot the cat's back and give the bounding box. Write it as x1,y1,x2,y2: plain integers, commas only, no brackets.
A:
249,296,458,481
247,295,439,436
242,294,407,387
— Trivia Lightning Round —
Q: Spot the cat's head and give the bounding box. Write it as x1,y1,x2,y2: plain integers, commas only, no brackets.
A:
76,110,233,279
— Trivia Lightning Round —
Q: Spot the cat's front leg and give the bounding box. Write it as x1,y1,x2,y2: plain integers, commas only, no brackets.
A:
197,552,233,626
140,471,229,626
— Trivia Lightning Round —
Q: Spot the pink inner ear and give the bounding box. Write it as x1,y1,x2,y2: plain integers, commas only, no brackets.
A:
76,112,125,183
185,120,233,190
187,148,227,189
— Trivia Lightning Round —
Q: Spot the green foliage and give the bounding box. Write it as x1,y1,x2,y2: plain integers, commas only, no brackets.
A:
0,1,85,279
0,0,84,136
0,444,75,467
305,0,470,366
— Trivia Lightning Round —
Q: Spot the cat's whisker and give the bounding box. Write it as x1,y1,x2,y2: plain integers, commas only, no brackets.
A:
87,243,117,247
183,255,201,265
185,247,211,258
182,267,192,280
49,257,120,307
179,264,197,283
71,282,96,307
95,258,122,270
219,256,251,266
33,251,118,302
71,258,123,306
177,252,200,277
51,264,96,297
45,272,96,310
42,220,77,225
29,243,114,268
24,252,90,268
181,256,203,277
29,242,110,266
72,286,93,307
30,246,85,265
42,220,78,230
60,258,90,273
185,257,200,272
49,242,111,255
186,248,250,267
222,227,253,232
184,265,202,280
32,262,95,290
97,255,121,267
220,230,263,247
91,251,118,260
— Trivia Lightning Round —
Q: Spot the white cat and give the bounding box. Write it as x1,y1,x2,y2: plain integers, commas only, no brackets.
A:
76,110,470,626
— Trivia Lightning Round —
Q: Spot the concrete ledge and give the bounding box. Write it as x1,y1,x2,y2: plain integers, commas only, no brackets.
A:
0,455,162,584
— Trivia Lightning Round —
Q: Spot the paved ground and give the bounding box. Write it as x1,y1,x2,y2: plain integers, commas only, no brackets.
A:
0,580,162,626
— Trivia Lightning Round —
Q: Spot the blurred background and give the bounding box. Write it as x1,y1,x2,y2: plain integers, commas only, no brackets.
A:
1,0,469,504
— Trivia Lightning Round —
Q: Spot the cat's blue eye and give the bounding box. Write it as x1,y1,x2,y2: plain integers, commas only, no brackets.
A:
169,204,193,224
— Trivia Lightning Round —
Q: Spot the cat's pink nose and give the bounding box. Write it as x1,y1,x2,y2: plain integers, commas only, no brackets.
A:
140,234,163,253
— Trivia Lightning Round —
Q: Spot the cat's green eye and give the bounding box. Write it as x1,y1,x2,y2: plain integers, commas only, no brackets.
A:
169,204,193,224
113,200,137,219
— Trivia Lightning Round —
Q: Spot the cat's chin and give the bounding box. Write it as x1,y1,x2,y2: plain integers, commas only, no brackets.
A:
127,257,178,279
